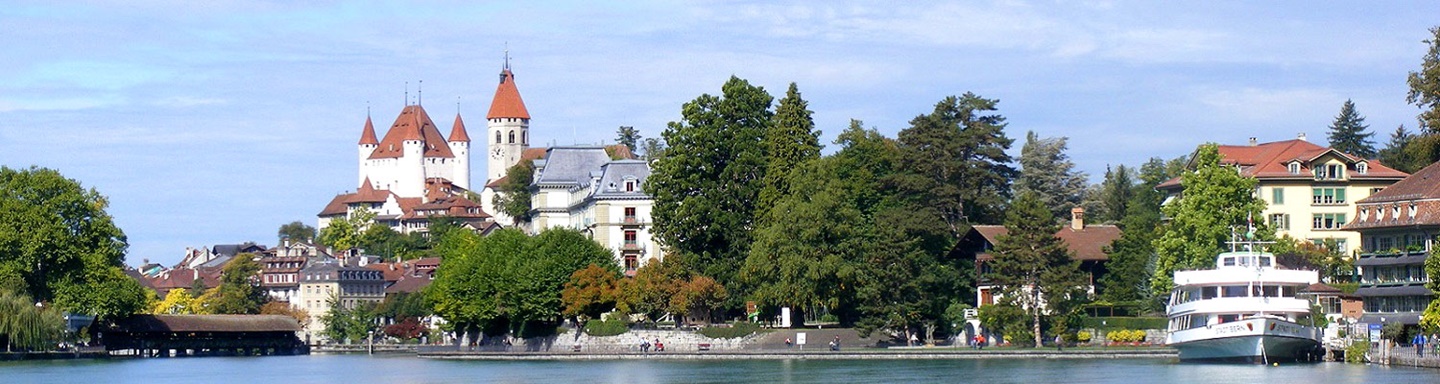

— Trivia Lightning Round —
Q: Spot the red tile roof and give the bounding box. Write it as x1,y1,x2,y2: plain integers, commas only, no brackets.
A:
359,116,378,145
1356,160,1440,203
487,69,530,119
318,178,397,216
449,113,470,142
368,105,456,160
1157,139,1407,189
970,224,1122,262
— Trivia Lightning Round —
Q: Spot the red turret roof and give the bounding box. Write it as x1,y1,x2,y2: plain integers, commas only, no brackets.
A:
449,113,470,142
486,69,530,120
359,116,379,145
368,105,456,159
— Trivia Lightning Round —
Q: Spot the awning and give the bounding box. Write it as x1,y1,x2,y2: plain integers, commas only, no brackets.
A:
1354,285,1434,297
1354,253,1428,267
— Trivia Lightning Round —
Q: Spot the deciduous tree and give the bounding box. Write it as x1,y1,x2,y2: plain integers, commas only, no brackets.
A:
493,161,535,225
561,264,622,322
1151,144,1267,298
277,221,317,243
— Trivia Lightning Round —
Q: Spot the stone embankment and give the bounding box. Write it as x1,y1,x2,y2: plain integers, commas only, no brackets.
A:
418,348,1177,360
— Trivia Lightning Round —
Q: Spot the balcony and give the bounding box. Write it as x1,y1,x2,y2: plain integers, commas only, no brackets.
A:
621,242,643,252
622,216,641,226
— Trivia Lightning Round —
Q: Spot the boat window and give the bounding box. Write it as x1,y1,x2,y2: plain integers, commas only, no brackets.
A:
1261,286,1279,297
1281,286,1296,298
1190,315,1206,329
1260,257,1272,267
1223,286,1249,297
1223,257,1236,266
1202,286,1218,299
1218,314,1239,324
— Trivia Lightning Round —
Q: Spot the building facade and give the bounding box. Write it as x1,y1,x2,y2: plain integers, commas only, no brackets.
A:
528,148,661,275
1344,161,1440,325
294,260,386,339
1157,135,1408,253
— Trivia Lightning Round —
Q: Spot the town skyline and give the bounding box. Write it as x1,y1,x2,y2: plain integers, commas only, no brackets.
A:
2,1,1438,267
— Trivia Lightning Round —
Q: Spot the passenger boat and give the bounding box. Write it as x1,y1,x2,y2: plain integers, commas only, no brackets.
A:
1164,241,1323,363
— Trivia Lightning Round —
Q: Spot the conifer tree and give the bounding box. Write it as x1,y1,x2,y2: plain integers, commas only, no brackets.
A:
1378,125,1416,172
1014,131,1088,222
1097,165,1133,224
1409,26,1440,133
988,191,1085,348
756,82,821,215
893,93,1017,232
1326,100,1376,159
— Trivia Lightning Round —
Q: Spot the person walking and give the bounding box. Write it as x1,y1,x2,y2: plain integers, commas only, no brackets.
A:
1055,334,1064,352
1414,332,1428,357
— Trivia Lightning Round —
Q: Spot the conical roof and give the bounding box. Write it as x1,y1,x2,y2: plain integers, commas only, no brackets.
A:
449,113,470,142
486,69,530,119
359,116,379,145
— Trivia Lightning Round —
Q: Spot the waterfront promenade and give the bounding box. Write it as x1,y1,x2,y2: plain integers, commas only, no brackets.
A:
416,347,1178,360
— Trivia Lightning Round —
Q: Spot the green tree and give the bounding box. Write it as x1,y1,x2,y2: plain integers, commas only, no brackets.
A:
319,207,375,252
493,161,535,225
1326,100,1376,159
1409,26,1440,133
892,93,1017,232
0,290,65,352
615,126,641,153
320,296,376,344
987,192,1087,348
1096,158,1176,311
616,257,687,323
204,253,266,314
756,82,822,213
277,221,317,243
0,166,145,318
1151,144,1267,298
1401,134,1440,173
1097,165,1134,224
639,137,667,162
649,76,773,301
1014,131,1088,221
1379,125,1417,172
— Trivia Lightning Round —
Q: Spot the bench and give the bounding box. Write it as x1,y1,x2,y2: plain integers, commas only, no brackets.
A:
572,344,582,352
697,343,711,351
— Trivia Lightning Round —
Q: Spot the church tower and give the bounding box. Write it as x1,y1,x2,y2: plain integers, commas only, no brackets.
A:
486,59,530,183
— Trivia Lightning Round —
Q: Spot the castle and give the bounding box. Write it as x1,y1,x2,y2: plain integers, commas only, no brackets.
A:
318,61,532,234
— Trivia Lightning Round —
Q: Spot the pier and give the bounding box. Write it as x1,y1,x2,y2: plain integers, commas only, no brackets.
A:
99,314,308,357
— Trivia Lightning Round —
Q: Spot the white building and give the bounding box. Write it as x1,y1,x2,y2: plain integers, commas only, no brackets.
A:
528,147,662,275
294,260,386,341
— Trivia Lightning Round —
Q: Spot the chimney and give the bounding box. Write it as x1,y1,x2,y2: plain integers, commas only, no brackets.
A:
1297,132,1307,141
1248,137,1257,146
1071,207,1085,231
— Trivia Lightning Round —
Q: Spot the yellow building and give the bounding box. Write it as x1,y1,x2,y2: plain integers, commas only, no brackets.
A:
1159,135,1408,253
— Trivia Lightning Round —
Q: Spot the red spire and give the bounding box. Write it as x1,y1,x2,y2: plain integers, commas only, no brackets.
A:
486,69,530,119
449,113,470,142
359,115,379,145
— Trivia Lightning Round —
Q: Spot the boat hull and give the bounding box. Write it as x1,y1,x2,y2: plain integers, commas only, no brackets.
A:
1166,318,1322,363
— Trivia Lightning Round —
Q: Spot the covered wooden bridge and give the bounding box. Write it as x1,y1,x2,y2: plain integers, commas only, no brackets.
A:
100,314,308,357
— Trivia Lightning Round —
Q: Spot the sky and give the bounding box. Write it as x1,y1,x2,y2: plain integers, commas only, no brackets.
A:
2,1,1438,268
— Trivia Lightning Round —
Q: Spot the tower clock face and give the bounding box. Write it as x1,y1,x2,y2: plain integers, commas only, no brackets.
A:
491,147,504,159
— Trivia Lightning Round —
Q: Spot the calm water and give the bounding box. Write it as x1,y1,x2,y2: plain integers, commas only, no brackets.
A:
4,354,1440,384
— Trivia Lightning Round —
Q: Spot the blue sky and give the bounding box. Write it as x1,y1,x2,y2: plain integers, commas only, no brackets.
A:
2,1,1437,268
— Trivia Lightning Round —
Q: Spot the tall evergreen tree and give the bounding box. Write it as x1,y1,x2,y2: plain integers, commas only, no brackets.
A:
615,126,641,153
892,93,1017,232
1097,165,1134,224
988,191,1086,348
1326,100,1376,158
1409,26,1440,133
1014,131,1088,221
1150,144,1267,298
1096,159,1171,310
756,82,822,214
1379,125,1416,172
649,76,773,299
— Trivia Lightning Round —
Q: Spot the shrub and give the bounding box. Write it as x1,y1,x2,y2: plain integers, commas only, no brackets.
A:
698,322,763,339
1082,316,1166,331
1106,329,1147,343
585,319,630,337
1076,330,1092,343
1345,339,1370,363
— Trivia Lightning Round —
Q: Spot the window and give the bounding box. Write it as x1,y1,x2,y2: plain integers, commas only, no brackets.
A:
624,230,637,245
624,207,637,221
1312,213,1346,230
1288,162,1300,174
1268,214,1290,230
1271,188,1284,204
1314,163,1346,180
1312,188,1346,205
508,130,515,144
522,130,528,145
625,181,635,192
624,255,638,272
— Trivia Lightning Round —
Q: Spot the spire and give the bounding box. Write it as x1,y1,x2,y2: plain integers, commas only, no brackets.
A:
487,63,531,120
450,113,471,142
359,115,379,145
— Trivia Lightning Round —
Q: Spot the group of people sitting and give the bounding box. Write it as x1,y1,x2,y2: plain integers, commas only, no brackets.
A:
639,338,665,352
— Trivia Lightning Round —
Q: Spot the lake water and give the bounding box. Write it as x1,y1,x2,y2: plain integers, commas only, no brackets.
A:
5,354,1440,384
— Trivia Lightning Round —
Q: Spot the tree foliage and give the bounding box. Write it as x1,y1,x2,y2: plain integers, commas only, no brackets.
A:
277,221,317,243
494,156,536,226
260,301,310,330
427,228,614,338
0,166,145,318
1014,131,1088,222
649,76,773,300
0,289,65,352
320,297,376,344
319,207,375,252
615,125,641,153
1409,26,1440,133
150,287,201,315
757,82,822,213
1095,165,1134,224
1379,125,1418,173
204,253,266,314
1326,100,1376,159
987,192,1087,348
1151,144,1267,297
561,264,622,321
892,93,1017,232
616,257,688,323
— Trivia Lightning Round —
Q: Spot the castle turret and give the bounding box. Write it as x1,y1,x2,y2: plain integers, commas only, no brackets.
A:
486,64,530,183
358,115,379,188
449,113,471,189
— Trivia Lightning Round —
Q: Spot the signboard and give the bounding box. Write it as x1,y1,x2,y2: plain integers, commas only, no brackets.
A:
1368,323,1382,342
780,307,792,328
796,332,807,346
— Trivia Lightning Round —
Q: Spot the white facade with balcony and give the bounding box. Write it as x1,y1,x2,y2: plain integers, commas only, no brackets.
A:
528,147,662,275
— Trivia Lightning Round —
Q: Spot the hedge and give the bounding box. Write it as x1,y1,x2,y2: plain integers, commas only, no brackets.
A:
1082,316,1166,331
698,322,763,339
584,319,630,337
